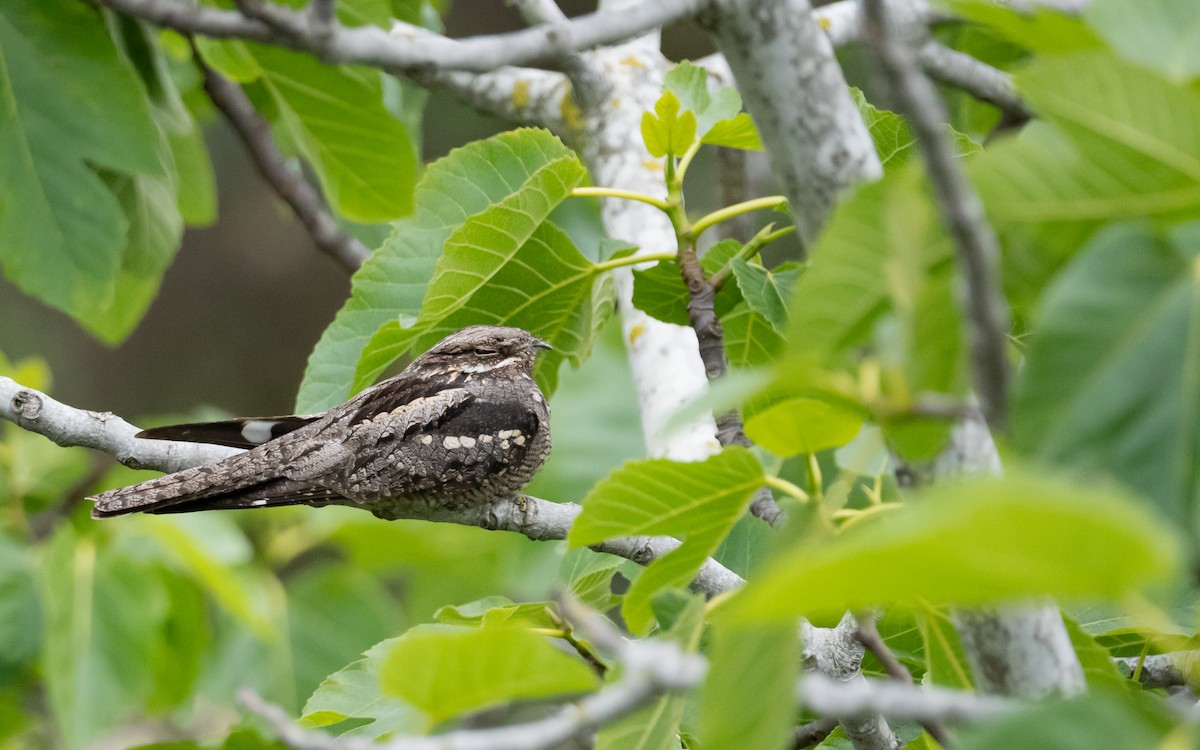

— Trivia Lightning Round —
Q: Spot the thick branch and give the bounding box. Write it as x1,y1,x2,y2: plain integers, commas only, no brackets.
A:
90,0,705,73
198,55,370,273
700,0,883,245
804,616,901,750
861,0,1011,430
1115,652,1198,690
0,377,743,596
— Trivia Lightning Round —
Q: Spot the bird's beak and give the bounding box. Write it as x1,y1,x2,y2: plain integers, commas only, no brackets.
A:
534,338,552,352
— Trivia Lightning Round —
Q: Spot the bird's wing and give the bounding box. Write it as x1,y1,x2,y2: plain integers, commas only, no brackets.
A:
136,415,321,449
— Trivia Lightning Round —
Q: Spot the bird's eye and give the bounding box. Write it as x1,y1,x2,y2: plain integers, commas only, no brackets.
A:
473,347,500,357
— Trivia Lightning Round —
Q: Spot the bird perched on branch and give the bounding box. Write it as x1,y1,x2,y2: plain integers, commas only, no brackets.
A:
89,325,552,520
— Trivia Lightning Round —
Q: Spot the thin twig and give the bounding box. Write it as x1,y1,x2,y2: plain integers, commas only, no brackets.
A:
861,0,1012,431
195,50,371,273
917,42,1030,125
856,616,955,747
793,717,840,749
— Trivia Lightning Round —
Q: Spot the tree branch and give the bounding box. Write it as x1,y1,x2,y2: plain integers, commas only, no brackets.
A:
89,0,706,74
856,616,954,747
917,42,1030,124
700,0,883,246
0,376,744,597
240,602,707,750
804,616,902,750
197,53,370,273
795,672,1014,725
1116,652,1198,690
861,0,1012,431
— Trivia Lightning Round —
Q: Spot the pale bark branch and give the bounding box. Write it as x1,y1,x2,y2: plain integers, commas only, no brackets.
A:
861,0,1011,430
1116,652,1198,690
239,607,707,750
198,54,370,273
89,0,706,73
796,672,1014,725
917,42,1030,123
0,377,743,597
804,616,902,750
701,0,883,246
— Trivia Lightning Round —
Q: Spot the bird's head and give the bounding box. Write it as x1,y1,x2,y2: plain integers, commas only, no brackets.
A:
413,325,552,378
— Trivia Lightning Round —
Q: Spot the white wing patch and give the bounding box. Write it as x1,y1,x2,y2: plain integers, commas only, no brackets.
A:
240,420,278,445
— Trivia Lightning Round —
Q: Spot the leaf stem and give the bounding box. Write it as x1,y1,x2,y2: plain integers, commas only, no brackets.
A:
688,195,788,241
675,139,703,183
570,186,670,211
764,474,810,503
709,224,798,292
591,251,677,274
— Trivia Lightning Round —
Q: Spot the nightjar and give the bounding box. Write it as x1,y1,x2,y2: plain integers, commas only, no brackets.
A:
89,325,552,520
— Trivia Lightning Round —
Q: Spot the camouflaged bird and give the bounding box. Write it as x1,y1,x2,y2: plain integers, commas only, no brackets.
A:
89,326,552,520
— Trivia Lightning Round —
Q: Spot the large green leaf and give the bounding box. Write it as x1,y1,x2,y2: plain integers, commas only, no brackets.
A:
0,535,39,669
729,471,1179,622
786,163,964,450
973,52,1200,264
379,625,598,728
296,129,580,412
699,619,798,750
352,163,597,396
938,0,1104,54
301,638,423,739
956,691,1177,750
0,0,161,334
1086,0,1200,80
253,47,416,222
569,447,764,633
1012,222,1200,540
596,594,704,750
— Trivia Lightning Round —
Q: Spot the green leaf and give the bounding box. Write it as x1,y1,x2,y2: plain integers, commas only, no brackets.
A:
938,0,1105,54
1060,613,1129,690
0,535,39,669
973,53,1200,263
641,91,698,160
569,447,764,633
253,48,417,222
595,595,704,750
1012,222,1200,541
744,397,864,457
722,302,784,368
631,240,741,327
559,548,624,612
379,625,599,727
729,260,800,332
917,605,973,689
702,113,764,151
297,129,579,412
729,471,1179,622
664,60,743,138
851,88,980,172
699,619,798,750
434,597,559,630
354,220,607,398
40,530,190,750
0,0,163,335
301,637,424,739
956,691,1176,750
786,163,964,434
1086,0,1200,81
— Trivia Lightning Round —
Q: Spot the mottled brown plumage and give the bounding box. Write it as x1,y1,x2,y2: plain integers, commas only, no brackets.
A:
89,326,552,520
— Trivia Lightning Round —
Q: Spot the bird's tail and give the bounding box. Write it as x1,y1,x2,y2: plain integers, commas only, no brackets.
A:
89,450,340,518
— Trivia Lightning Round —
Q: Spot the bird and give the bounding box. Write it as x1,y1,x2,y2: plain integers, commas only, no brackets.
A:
89,325,553,521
